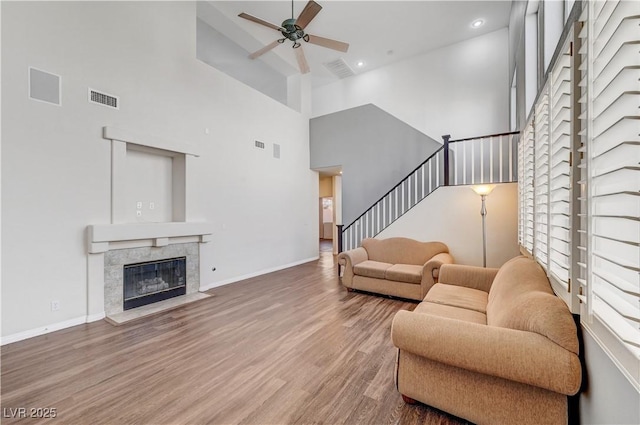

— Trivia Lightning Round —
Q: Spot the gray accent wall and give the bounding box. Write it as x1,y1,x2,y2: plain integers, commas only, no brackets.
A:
310,104,442,226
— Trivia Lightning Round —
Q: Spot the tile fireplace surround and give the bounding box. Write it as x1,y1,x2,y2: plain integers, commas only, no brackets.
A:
87,222,213,323
104,243,198,316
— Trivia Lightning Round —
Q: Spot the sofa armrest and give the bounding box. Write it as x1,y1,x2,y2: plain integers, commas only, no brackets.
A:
391,310,581,395
337,247,368,286
438,264,499,293
420,253,455,298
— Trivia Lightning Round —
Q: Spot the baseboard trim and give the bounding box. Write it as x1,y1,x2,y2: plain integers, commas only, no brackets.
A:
1,315,89,346
199,256,319,292
2,257,320,345
86,312,106,323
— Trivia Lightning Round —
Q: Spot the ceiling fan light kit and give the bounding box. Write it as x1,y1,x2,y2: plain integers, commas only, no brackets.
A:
238,0,350,74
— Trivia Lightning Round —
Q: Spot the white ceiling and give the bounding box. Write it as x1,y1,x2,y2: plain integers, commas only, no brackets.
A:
204,1,512,87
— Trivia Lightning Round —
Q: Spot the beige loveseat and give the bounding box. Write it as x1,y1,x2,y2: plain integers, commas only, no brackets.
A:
337,237,453,301
391,256,581,425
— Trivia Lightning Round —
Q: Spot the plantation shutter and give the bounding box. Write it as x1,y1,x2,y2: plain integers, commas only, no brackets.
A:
534,88,550,267
548,39,573,291
519,119,536,254
579,0,640,386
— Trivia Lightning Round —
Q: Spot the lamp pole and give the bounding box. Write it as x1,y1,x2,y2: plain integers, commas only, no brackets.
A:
480,194,487,268
471,185,495,268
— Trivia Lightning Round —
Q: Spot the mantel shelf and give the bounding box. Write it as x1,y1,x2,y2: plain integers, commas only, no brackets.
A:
87,222,213,253
103,126,199,157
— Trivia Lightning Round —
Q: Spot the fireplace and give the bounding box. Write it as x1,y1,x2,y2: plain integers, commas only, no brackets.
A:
123,257,187,310
86,127,213,323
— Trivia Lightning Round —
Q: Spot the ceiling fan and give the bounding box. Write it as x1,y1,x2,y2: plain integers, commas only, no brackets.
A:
238,0,349,74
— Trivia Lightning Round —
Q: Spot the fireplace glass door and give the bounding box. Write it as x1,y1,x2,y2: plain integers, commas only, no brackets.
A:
123,257,187,310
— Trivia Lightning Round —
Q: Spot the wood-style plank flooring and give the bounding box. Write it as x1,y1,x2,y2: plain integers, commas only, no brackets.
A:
1,250,468,425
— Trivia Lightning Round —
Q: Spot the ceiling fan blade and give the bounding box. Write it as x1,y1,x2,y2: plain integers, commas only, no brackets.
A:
238,12,283,31
306,35,349,53
295,47,310,74
296,0,322,29
249,40,280,59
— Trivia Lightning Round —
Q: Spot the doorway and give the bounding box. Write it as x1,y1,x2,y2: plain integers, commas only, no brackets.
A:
316,170,342,255
320,197,334,252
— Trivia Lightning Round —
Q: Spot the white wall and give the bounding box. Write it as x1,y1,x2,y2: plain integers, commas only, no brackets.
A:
312,28,510,140
580,330,640,424
1,1,318,339
378,183,520,268
524,12,539,116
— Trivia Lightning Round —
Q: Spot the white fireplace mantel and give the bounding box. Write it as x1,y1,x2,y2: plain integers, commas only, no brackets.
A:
87,222,213,253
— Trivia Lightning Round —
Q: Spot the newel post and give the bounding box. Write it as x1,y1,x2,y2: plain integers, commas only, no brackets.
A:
442,134,451,186
336,224,344,254
336,224,344,276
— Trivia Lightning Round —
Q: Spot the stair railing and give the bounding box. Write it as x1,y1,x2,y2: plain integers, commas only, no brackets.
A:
339,131,519,252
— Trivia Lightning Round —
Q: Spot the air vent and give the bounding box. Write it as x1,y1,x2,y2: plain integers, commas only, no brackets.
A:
89,88,119,109
254,140,265,149
323,58,355,79
273,143,281,159
29,67,61,106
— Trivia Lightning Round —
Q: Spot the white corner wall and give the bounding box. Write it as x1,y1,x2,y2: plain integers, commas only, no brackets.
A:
378,183,520,268
1,1,318,339
312,28,510,140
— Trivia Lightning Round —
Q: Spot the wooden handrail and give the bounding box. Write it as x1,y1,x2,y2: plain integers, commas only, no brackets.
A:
449,130,520,144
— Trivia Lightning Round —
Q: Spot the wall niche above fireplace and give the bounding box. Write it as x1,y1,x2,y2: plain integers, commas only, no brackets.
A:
104,126,196,224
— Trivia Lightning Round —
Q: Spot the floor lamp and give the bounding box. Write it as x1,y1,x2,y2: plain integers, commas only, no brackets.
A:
471,185,496,267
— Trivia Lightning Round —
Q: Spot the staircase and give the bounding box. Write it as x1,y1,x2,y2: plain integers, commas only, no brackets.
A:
339,131,520,252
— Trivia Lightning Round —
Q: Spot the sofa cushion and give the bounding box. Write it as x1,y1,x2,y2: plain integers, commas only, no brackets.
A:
414,301,487,325
353,260,392,279
362,238,448,266
424,283,488,314
385,264,422,284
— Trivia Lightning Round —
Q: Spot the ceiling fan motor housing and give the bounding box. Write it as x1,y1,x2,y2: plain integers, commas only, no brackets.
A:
281,18,307,46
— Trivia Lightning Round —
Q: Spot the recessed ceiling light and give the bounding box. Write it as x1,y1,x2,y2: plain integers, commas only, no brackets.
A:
356,61,365,68
471,19,484,28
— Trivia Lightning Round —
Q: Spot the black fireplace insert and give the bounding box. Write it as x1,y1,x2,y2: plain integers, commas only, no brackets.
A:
123,257,186,310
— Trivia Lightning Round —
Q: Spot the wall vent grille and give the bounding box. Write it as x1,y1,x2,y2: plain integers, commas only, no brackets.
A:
254,140,265,149
323,58,355,79
89,88,119,109
273,143,281,159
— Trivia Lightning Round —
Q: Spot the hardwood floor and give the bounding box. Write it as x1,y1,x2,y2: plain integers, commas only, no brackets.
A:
1,252,469,425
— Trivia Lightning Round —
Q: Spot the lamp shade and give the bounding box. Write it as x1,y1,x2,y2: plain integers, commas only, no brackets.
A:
471,184,496,196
